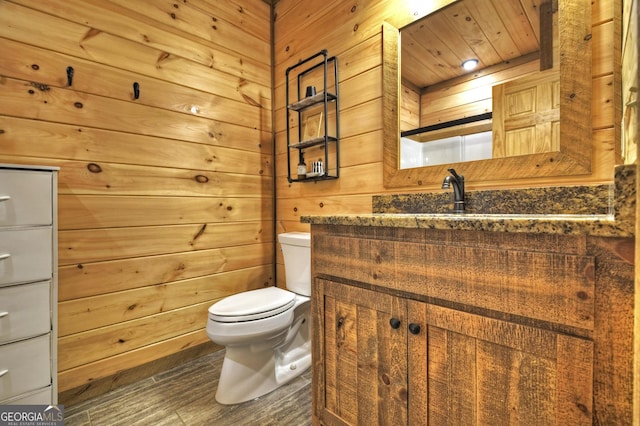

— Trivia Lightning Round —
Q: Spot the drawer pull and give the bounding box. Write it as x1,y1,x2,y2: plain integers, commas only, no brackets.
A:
0,253,10,261
0,369,8,378
0,195,10,202
0,312,8,319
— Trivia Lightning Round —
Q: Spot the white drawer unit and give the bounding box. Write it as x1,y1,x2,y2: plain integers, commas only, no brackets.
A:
0,164,58,405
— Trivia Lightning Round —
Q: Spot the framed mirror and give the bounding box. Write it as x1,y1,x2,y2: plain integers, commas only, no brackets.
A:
383,0,592,188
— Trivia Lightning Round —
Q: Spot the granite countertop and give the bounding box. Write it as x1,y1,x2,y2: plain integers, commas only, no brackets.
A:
301,212,632,237
301,165,636,237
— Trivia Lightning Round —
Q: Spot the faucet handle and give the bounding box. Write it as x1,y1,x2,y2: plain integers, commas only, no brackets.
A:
448,168,463,181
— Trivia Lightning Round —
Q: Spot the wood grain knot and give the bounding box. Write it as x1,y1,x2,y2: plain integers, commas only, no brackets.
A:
576,291,589,300
31,64,39,70
399,388,408,402
575,402,590,415
193,224,207,241
74,102,84,109
31,82,50,91
194,175,209,183
381,374,390,385
87,163,102,173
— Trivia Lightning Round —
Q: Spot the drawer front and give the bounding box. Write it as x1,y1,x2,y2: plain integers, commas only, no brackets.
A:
0,281,51,344
0,169,52,227
0,334,51,401
314,233,595,330
0,228,52,286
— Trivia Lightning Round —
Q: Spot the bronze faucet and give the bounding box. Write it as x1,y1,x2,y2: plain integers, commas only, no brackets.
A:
441,168,465,213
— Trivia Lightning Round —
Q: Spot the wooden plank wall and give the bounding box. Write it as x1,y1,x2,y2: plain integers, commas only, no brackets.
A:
419,59,541,128
0,0,272,402
273,0,621,283
400,82,419,132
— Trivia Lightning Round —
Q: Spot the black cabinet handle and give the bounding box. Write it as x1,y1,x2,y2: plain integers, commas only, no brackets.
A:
389,318,401,329
408,323,421,335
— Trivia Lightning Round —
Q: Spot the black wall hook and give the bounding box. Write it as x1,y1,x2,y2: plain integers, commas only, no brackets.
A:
133,82,140,100
66,66,74,86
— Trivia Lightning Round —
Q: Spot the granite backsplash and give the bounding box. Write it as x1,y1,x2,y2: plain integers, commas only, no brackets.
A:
373,164,636,220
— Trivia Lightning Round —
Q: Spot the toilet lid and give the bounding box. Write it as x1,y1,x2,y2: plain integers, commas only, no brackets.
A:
208,287,296,322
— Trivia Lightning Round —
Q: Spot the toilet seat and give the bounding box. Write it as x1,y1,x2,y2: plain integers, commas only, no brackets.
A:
209,287,295,323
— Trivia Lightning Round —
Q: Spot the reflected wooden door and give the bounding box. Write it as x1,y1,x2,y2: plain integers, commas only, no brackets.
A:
493,69,560,158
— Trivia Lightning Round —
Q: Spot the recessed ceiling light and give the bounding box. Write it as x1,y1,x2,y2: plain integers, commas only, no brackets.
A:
461,59,479,71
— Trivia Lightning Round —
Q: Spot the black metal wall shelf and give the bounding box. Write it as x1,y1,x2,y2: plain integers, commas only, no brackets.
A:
286,50,339,183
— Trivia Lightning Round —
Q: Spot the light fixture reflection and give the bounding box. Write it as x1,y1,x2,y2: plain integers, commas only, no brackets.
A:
461,59,479,71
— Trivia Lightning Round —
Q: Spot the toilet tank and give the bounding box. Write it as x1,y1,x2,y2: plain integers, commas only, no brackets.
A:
278,232,311,296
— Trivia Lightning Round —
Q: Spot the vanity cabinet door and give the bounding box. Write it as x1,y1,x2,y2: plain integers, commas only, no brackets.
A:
407,300,594,425
313,278,408,426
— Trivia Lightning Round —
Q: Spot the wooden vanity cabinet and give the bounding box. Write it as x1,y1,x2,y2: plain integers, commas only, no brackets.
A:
311,225,634,425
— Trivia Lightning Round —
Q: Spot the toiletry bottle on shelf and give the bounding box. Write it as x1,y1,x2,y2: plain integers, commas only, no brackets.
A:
297,152,307,179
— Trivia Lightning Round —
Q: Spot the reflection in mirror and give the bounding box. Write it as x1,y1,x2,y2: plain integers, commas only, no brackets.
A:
382,0,592,188
399,0,559,169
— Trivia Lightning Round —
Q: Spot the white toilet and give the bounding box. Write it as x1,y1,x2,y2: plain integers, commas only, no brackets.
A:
206,232,311,405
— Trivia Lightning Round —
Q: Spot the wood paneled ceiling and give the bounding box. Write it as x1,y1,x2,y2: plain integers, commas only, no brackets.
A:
401,0,543,89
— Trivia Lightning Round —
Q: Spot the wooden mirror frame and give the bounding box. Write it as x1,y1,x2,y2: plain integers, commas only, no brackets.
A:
383,0,592,188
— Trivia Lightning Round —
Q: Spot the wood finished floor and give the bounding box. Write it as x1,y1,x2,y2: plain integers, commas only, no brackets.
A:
64,350,312,425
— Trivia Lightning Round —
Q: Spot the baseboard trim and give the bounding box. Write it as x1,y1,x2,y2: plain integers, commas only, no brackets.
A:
59,341,221,407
